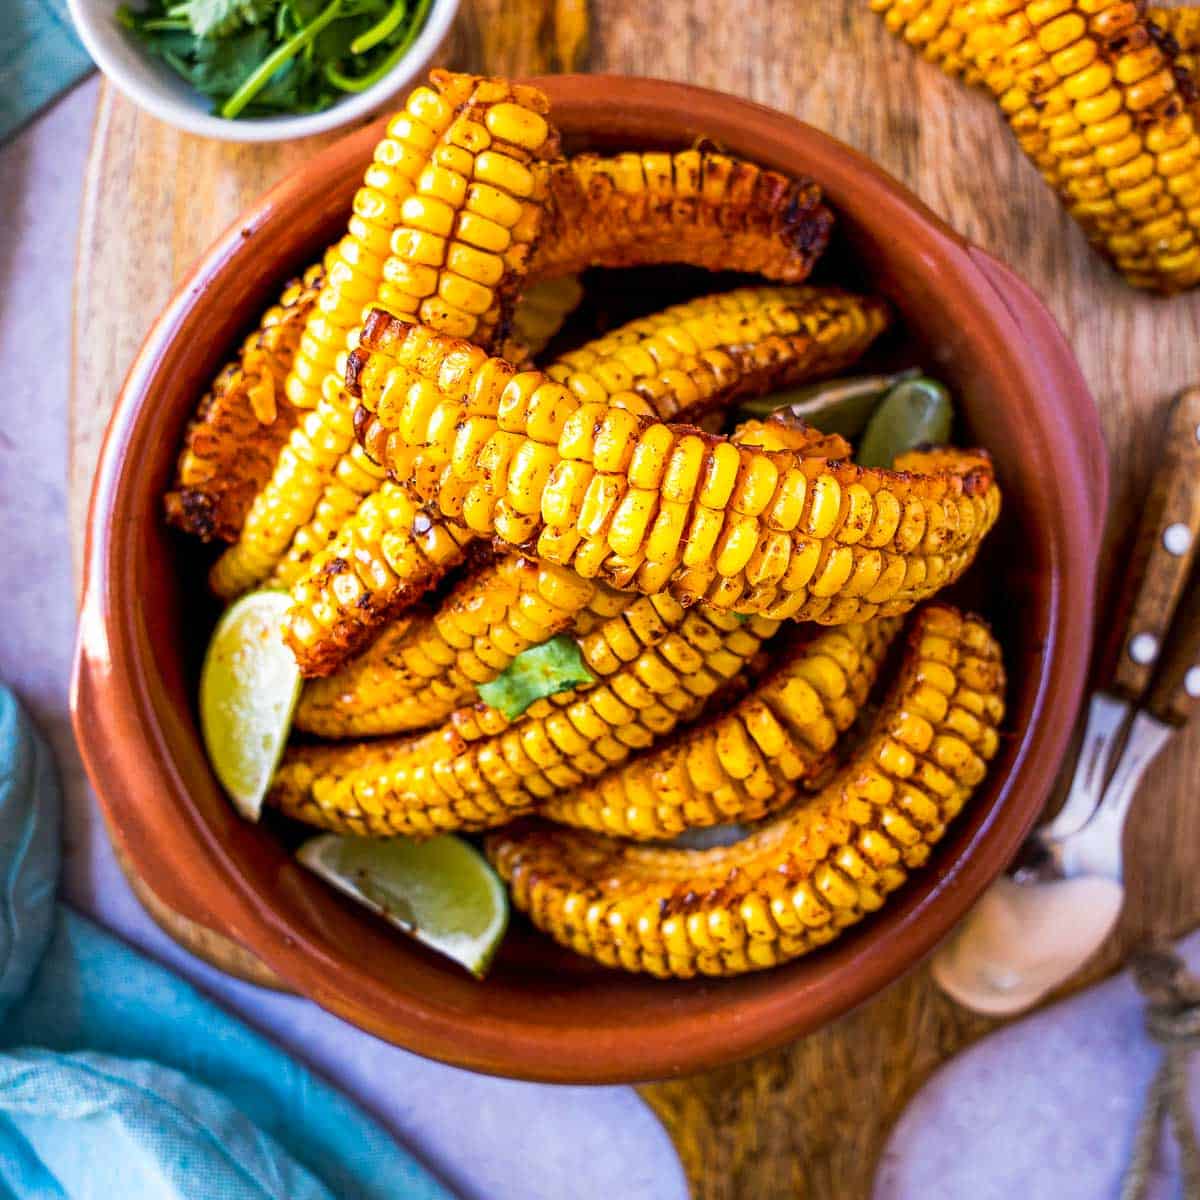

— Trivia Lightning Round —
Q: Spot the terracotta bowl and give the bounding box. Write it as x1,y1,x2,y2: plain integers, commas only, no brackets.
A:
72,75,1107,1084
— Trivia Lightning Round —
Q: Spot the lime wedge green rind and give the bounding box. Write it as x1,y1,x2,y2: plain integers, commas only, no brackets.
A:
735,367,920,434
297,833,509,979
856,376,954,468
476,634,596,721
200,590,301,822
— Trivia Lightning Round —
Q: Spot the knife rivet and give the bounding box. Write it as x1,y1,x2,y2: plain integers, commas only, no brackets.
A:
1186,667,1200,700
1163,523,1192,556
1129,632,1159,665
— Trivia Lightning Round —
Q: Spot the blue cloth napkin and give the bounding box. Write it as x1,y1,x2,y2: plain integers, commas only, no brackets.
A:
1,0,94,143
0,684,455,1200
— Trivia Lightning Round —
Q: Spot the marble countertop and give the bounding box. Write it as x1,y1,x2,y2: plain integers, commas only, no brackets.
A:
0,80,686,1200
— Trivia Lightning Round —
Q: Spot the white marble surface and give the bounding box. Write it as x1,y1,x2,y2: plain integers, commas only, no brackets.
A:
0,81,686,1200
875,930,1200,1200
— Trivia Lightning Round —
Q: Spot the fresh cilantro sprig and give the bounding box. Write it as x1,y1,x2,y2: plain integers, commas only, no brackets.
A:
116,0,434,120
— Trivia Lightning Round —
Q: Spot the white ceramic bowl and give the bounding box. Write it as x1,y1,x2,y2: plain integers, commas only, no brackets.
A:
67,0,461,142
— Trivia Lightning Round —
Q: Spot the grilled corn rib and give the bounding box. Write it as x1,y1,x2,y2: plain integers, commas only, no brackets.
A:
874,0,1200,292
532,151,834,282
269,610,780,838
351,316,1000,622
209,71,557,599
284,286,889,676
540,616,902,840
164,263,325,542
283,482,477,677
869,0,1002,85
487,604,1005,978
234,146,833,591
296,422,853,734
294,557,626,737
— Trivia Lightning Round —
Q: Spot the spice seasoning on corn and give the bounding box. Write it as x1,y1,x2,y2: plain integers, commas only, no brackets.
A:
489,604,1005,978
873,0,1200,293
284,286,891,677
209,71,559,599
166,67,1014,982
164,262,325,542
351,316,1000,622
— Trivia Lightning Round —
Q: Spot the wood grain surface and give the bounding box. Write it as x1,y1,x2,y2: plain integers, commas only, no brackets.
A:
70,2,1200,1197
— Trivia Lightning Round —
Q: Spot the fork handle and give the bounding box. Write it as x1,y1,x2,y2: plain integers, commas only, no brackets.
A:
1145,578,1200,727
1110,387,1200,704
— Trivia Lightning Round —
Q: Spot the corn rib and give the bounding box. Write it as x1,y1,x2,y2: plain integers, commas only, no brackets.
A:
269,609,779,838
487,603,1005,978
164,263,325,542
296,420,852,729
294,556,626,737
209,71,557,599
533,150,834,282
539,616,902,840
285,286,888,676
351,315,1000,622
873,0,1200,292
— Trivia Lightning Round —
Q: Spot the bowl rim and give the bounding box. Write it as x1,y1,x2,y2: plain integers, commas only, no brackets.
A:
66,0,461,143
71,74,1108,1082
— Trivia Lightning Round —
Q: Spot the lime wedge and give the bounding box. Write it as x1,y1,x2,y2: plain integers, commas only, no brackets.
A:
200,590,301,822
856,376,954,468
297,833,509,978
735,368,920,434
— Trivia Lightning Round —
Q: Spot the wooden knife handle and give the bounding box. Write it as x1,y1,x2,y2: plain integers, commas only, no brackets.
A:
1145,574,1200,727
1110,387,1200,704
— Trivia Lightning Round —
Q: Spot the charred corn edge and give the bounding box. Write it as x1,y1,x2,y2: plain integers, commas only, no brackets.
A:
352,316,999,620
486,603,1007,978
268,605,779,838
293,554,620,736
208,72,556,599
281,481,476,677
537,614,905,840
164,263,326,542
282,285,887,680
531,149,835,283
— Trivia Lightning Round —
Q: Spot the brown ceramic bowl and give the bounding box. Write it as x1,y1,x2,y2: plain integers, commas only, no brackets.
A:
72,76,1107,1084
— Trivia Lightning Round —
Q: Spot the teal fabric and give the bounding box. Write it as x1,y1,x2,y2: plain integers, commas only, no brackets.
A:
0,685,454,1200
1,0,94,143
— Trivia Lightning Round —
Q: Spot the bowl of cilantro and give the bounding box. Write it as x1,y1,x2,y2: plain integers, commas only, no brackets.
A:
68,0,459,140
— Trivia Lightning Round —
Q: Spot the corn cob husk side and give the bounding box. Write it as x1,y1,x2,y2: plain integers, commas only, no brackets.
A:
873,0,1200,292
164,263,325,542
539,616,903,840
284,286,888,677
294,556,626,737
268,611,780,838
208,72,558,599
532,151,834,282
487,603,1005,978
351,315,1000,623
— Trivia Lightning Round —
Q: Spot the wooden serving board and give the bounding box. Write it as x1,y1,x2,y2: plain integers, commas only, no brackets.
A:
71,2,1200,1196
